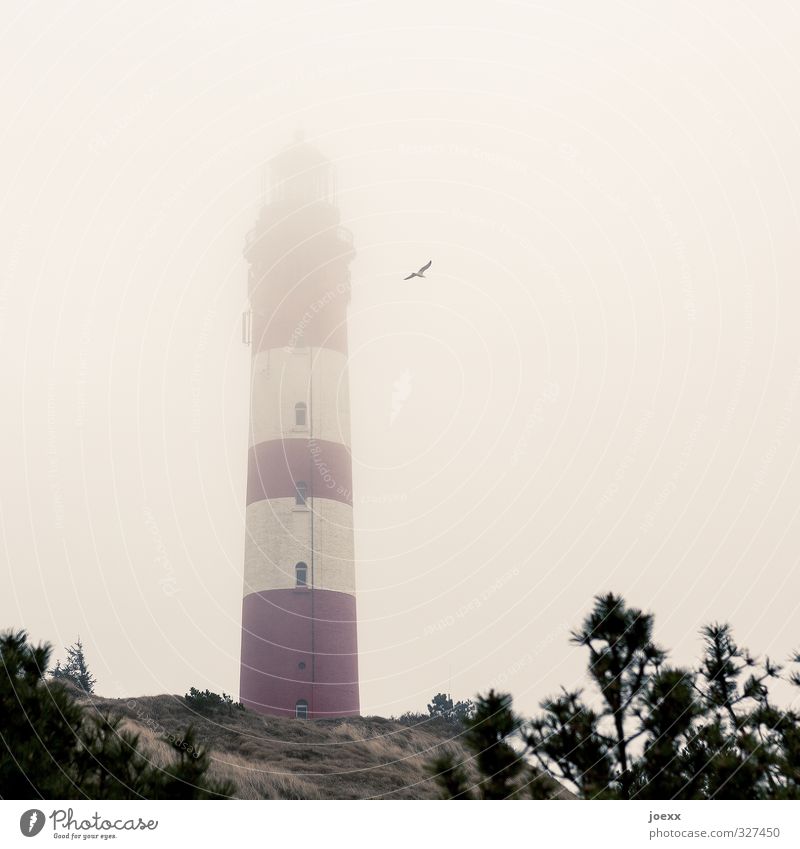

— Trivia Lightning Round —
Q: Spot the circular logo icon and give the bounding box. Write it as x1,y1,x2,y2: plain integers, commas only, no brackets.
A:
19,809,46,837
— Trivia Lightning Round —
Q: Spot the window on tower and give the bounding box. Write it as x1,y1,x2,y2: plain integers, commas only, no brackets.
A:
295,402,307,427
295,699,309,719
295,481,308,506
295,562,308,587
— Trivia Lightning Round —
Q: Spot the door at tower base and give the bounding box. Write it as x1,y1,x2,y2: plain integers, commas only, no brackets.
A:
240,588,360,718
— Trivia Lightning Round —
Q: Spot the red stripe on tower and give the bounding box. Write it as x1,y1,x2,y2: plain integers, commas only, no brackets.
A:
246,439,353,507
239,137,359,719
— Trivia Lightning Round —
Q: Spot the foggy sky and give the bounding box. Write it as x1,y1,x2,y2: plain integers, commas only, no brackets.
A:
1,0,799,718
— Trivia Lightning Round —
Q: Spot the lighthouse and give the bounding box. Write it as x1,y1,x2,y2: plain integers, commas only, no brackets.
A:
239,139,359,718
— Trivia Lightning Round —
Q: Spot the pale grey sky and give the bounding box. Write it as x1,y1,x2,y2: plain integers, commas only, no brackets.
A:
1,0,799,717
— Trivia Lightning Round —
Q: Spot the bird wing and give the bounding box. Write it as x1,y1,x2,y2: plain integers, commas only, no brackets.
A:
419,260,432,274
403,273,416,280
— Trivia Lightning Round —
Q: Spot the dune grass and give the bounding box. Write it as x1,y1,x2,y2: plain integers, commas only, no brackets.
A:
77,694,474,799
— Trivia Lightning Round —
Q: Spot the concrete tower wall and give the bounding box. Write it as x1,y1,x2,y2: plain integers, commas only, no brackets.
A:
248,348,351,448
239,140,359,718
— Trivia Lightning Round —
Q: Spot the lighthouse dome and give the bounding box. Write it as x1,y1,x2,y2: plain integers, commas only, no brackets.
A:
270,134,335,207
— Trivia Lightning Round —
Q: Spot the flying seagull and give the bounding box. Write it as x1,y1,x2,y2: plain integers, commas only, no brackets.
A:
404,260,432,280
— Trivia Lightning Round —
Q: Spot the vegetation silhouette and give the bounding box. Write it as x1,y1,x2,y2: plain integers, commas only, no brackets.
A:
430,593,800,799
0,630,233,799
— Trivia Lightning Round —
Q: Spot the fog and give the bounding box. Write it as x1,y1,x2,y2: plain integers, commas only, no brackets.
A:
1,0,799,717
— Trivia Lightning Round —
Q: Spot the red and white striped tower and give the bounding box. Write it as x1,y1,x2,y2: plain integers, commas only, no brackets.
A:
239,139,359,718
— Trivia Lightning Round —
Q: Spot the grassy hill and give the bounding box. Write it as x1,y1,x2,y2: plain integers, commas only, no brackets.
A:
77,693,568,799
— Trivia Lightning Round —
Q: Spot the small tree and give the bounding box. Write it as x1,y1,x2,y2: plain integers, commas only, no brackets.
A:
429,690,554,799
430,593,800,800
184,687,244,715
525,594,800,799
427,692,475,726
393,710,428,726
428,692,453,718
528,593,664,798
50,636,96,695
1,629,234,799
